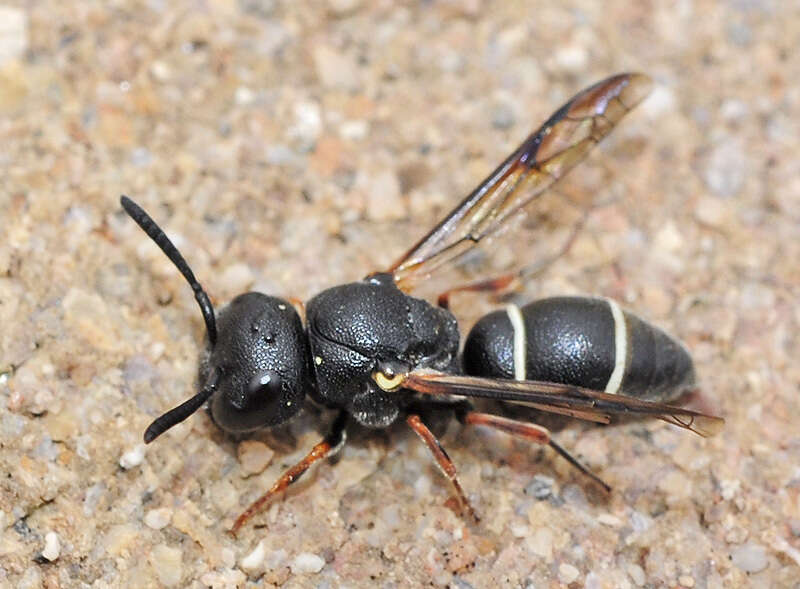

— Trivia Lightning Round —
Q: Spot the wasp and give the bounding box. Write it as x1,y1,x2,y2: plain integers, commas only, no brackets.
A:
120,73,723,534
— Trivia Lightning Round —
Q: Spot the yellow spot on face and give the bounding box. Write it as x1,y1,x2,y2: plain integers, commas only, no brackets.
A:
314,356,323,365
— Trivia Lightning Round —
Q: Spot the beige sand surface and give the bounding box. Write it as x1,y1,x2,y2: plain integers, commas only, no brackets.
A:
1,1,798,587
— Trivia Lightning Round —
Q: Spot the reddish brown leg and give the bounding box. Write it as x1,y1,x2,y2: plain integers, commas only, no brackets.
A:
407,414,479,522
461,411,611,493
437,274,517,309
229,411,347,535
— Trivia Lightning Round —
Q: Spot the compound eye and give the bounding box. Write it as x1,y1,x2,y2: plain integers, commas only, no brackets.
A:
372,363,407,391
248,369,283,399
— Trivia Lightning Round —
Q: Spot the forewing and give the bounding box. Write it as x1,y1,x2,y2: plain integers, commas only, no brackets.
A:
388,73,653,292
403,371,725,438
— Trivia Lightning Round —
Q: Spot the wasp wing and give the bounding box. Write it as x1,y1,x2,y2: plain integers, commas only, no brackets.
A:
387,73,653,292
403,371,724,438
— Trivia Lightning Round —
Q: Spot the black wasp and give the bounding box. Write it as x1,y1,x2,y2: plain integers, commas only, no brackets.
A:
120,73,723,534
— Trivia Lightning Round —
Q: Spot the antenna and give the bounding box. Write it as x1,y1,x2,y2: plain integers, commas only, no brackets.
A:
143,372,219,443
120,195,217,344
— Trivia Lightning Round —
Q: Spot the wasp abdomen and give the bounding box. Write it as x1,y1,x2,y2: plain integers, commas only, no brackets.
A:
463,297,695,402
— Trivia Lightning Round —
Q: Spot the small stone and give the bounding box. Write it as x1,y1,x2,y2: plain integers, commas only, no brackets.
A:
627,563,646,586
290,552,325,574
558,563,580,584
240,540,267,573
41,532,60,561
597,513,624,528
654,222,684,253
0,7,27,62
289,100,322,147
150,60,171,81
510,523,530,538
237,440,275,476
526,527,553,560
339,119,368,140
362,169,406,221
144,507,172,530
313,45,360,91
200,569,247,589
150,544,184,586
678,575,695,588
658,470,692,501
642,86,677,117
702,140,747,197
694,196,728,228
327,0,361,16
524,474,554,500
119,445,145,469
720,99,748,123
103,524,138,557
730,542,768,573
235,86,256,106
553,45,588,73
220,263,255,296
720,478,740,501
492,101,516,129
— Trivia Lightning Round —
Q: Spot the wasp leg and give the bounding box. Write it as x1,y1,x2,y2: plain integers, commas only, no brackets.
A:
229,411,348,535
406,414,479,522
459,411,611,493
437,275,518,309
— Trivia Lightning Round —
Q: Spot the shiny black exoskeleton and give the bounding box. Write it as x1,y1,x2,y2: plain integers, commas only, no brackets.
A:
463,297,695,402
204,292,311,433
306,273,459,428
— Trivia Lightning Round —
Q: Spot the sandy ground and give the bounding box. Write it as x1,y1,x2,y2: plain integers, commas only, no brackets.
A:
1,1,798,587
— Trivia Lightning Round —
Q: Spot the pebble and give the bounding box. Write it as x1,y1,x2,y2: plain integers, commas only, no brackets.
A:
289,100,322,147
702,140,747,197
144,507,172,530
41,532,60,561
558,563,580,584
730,542,768,573
597,513,624,528
240,540,267,573
327,0,361,16
362,169,406,221
237,440,275,476
119,445,145,469
720,478,741,501
694,196,728,228
524,474,555,500
103,524,138,556
290,552,326,574
526,527,553,561
0,6,27,62
642,85,677,117
219,263,255,297
492,101,516,129
654,222,684,252
553,45,588,73
313,45,360,91
151,545,184,586
678,575,695,587
627,563,646,586
200,569,247,588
